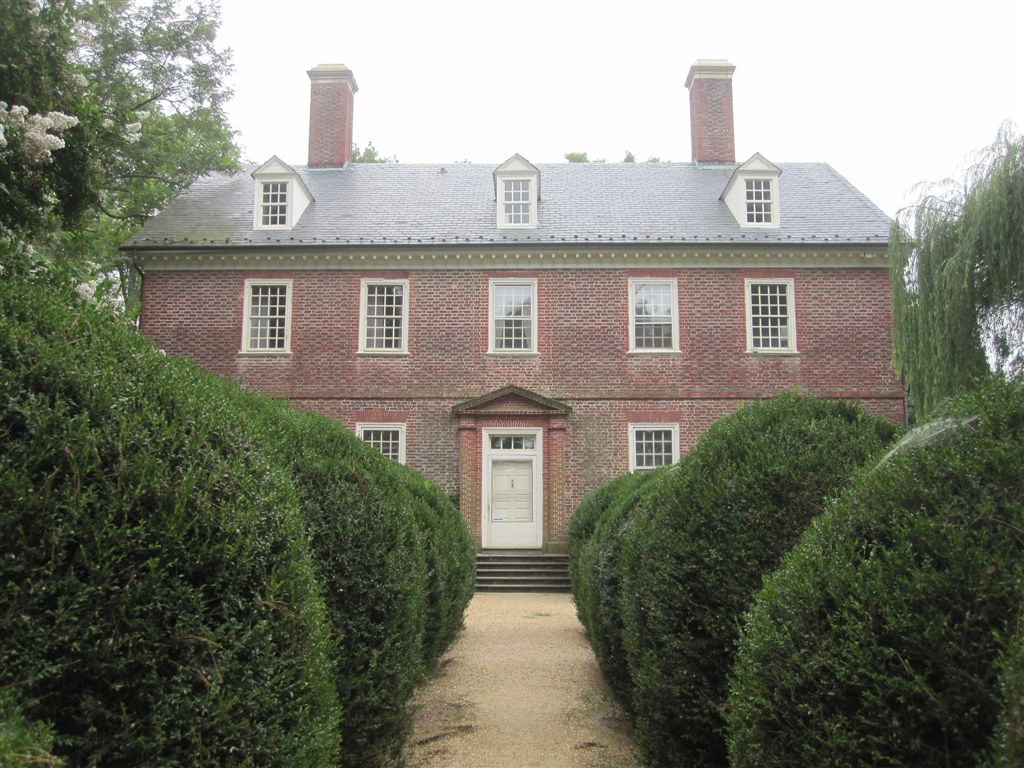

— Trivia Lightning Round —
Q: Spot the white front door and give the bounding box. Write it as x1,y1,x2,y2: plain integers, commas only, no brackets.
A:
483,430,543,548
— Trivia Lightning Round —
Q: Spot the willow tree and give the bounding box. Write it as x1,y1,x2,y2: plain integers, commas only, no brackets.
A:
890,124,1024,418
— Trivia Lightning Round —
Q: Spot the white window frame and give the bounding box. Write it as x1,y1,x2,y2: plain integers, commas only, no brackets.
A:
744,277,797,353
488,278,538,354
628,423,680,473
741,176,777,228
628,278,679,353
254,178,292,229
241,278,292,354
496,175,538,228
356,422,406,464
358,278,410,354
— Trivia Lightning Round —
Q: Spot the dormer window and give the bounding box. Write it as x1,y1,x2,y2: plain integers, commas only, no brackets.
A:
745,178,773,224
260,181,289,227
494,154,539,229
721,153,781,229
251,155,313,230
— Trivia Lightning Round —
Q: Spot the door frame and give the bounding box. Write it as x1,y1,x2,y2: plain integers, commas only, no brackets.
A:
481,427,543,549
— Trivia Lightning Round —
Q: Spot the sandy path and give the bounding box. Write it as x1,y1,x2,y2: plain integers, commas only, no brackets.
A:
403,593,640,768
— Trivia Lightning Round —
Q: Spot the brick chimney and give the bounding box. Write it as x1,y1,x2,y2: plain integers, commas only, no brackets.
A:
685,60,736,165
307,64,359,167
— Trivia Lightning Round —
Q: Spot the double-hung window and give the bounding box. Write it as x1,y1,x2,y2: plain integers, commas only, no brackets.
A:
259,181,289,227
502,179,532,225
745,178,773,224
745,278,796,352
242,279,292,353
629,424,680,472
629,278,679,352
489,279,537,353
359,279,409,353
357,423,406,464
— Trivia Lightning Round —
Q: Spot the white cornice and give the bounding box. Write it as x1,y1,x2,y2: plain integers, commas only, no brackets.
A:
137,246,889,271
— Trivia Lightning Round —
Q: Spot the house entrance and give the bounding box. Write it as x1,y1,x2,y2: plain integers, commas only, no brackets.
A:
483,430,542,548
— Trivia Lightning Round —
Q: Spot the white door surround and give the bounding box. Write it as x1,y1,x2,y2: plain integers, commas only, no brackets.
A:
482,427,543,549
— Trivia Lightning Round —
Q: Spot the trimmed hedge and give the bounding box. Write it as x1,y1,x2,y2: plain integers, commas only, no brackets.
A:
727,382,1024,767
392,462,476,670
238,402,475,768
0,275,341,766
569,468,666,707
1,270,476,767
615,393,900,767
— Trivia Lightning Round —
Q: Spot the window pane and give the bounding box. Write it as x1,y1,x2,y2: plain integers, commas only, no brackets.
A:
494,284,534,350
634,282,674,349
750,283,790,349
364,283,405,350
745,179,773,223
249,284,287,349
361,428,401,461
634,429,674,470
490,434,536,450
503,179,531,223
261,182,288,226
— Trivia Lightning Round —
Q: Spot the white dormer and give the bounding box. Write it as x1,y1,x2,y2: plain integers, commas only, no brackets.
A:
721,153,782,228
252,156,314,230
494,154,540,229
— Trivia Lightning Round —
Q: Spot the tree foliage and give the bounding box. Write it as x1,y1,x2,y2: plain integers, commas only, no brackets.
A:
352,141,396,163
891,124,1024,417
0,0,239,310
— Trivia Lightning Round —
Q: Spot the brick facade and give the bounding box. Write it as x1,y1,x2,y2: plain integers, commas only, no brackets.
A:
687,60,736,165
306,65,357,168
140,263,904,550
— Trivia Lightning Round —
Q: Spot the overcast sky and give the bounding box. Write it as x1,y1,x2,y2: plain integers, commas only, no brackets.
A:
215,0,1023,218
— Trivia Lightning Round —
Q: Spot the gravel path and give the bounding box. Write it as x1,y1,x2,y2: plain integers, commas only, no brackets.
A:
403,593,641,768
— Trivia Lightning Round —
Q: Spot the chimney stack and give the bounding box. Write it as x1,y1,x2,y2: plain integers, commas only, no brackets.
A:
307,64,358,167
685,60,736,165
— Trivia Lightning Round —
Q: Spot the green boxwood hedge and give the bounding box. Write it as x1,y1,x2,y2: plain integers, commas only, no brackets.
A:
615,393,900,767
569,468,666,707
1,274,342,766
1,269,476,767
727,382,1024,767
238,402,474,768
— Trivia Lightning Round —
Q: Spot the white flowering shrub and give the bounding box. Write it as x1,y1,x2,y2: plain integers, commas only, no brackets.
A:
0,102,79,243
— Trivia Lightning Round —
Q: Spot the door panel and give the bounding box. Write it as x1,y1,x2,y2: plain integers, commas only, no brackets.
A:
487,457,540,548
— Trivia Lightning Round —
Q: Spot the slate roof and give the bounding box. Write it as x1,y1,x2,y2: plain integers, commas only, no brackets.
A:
124,161,891,250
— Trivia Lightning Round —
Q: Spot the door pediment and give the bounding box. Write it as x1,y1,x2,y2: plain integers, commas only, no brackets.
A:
452,385,571,417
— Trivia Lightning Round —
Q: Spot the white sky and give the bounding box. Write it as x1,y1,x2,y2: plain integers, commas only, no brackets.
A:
216,0,1023,218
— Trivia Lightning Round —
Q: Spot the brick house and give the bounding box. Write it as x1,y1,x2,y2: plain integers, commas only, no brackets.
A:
128,60,903,552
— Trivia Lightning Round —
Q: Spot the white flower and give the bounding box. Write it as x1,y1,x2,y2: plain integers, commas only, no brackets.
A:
124,122,142,143
46,111,79,132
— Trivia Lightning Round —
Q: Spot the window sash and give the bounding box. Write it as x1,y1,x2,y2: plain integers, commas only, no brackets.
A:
748,281,793,350
492,282,535,351
631,426,677,471
503,179,532,225
633,282,675,350
745,179,773,224
363,283,405,350
246,283,289,351
261,181,288,226
357,423,406,463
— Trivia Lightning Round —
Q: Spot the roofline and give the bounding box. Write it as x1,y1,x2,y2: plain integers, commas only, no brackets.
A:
130,243,891,273
121,236,889,254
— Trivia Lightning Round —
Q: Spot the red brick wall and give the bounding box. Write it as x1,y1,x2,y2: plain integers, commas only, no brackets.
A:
689,77,735,164
307,71,355,167
140,265,904,546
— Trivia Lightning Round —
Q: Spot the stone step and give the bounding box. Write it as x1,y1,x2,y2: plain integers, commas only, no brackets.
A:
475,551,571,593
